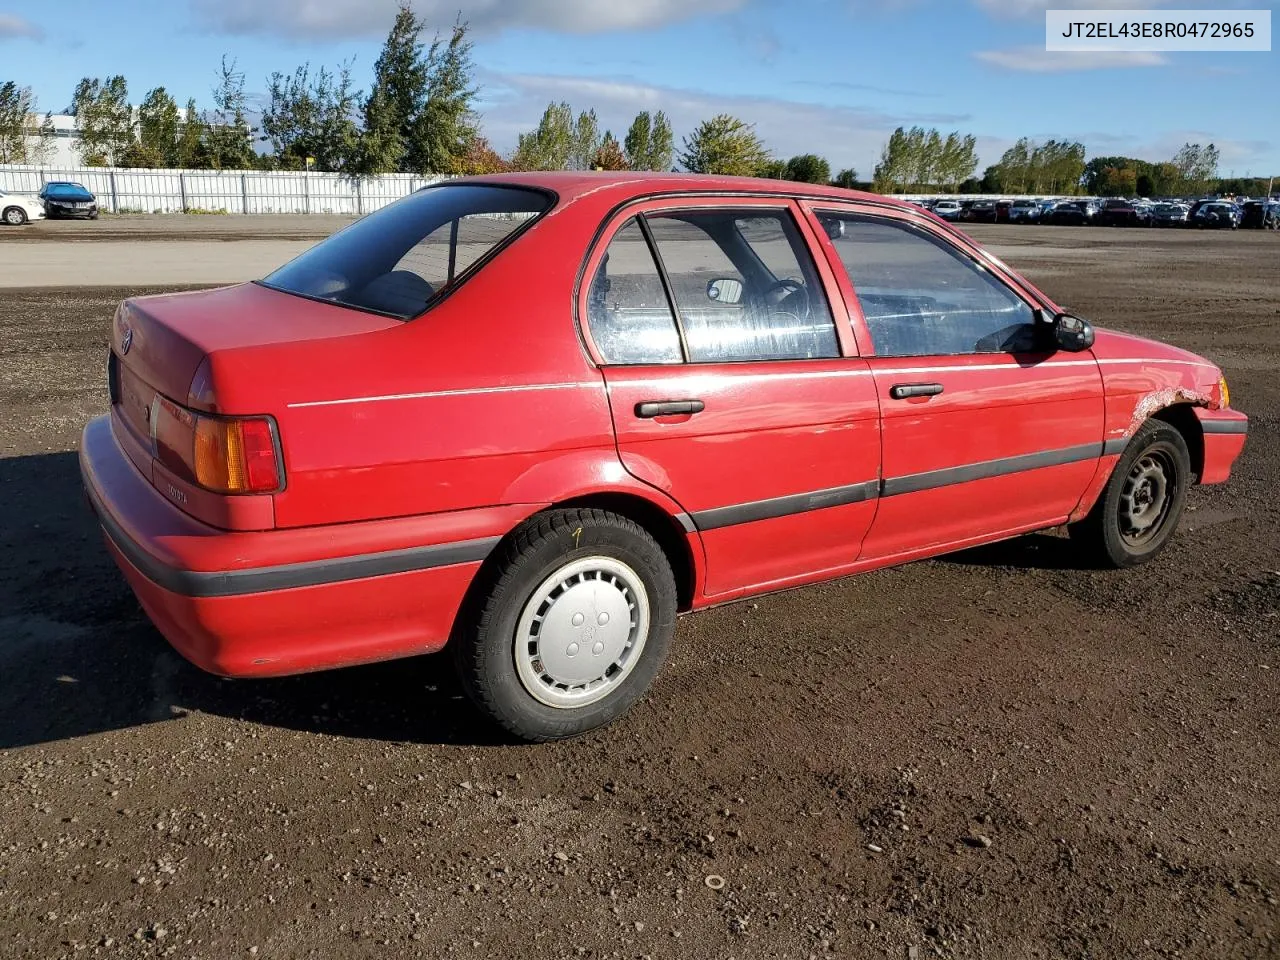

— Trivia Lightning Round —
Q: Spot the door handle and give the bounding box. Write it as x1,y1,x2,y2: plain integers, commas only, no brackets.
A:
635,399,705,418
889,382,944,400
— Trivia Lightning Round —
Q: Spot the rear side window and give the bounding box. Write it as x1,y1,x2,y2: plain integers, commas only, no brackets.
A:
817,213,1035,357
586,219,683,365
646,210,838,363
263,185,550,319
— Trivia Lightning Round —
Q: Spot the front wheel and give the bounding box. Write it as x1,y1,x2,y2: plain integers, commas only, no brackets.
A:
453,508,677,741
1069,419,1191,568
2,206,27,226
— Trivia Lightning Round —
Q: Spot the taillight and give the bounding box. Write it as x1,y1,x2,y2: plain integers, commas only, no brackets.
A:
151,395,282,494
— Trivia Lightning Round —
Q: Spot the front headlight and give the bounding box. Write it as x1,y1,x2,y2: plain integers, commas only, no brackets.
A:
1219,375,1230,409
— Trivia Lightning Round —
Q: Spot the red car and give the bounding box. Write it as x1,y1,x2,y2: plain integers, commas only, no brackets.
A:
81,173,1248,740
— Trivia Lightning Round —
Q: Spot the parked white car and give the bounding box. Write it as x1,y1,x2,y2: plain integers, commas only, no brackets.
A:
1,191,47,226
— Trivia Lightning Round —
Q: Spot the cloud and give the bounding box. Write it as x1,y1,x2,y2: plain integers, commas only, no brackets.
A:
189,0,746,38
970,0,1228,16
975,46,1167,72
0,13,43,40
477,71,973,176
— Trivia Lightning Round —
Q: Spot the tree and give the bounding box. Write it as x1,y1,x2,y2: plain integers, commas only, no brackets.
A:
263,62,361,171
784,154,831,184
570,108,600,171
0,81,55,164
202,56,256,169
1171,142,1219,195
756,158,787,179
355,2,428,174
832,168,858,189
874,126,977,192
623,110,674,171
458,135,508,175
591,131,628,171
71,76,133,166
175,97,207,168
511,101,574,170
679,114,771,176
410,19,479,175
121,87,181,167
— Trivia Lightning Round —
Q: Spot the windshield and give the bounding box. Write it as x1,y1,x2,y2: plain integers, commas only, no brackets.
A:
262,184,552,319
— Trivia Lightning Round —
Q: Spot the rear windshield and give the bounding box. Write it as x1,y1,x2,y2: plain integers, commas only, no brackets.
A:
262,184,551,319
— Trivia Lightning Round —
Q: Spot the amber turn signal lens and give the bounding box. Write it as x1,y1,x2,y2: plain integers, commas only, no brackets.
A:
193,416,279,493
1218,376,1230,409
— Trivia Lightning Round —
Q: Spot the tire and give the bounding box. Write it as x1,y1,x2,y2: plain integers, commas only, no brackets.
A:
1069,419,1191,568
2,206,27,226
453,508,678,742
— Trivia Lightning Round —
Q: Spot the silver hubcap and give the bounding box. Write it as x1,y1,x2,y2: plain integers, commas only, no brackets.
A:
1119,451,1174,546
514,556,650,709
5,210,21,224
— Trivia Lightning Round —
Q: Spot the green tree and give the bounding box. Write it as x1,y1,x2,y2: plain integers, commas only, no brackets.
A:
591,131,628,170
832,168,858,189
263,62,361,171
784,154,831,184
623,110,674,171
679,114,771,176
0,81,55,164
71,75,133,166
175,97,207,168
511,101,574,170
121,87,181,167
410,19,479,174
202,56,256,169
757,158,787,179
355,3,427,173
570,108,600,171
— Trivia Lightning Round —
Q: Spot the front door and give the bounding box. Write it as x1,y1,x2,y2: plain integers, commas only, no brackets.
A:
580,198,881,598
804,205,1105,562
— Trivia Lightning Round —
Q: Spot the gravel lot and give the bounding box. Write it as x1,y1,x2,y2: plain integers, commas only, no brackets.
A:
0,217,1276,959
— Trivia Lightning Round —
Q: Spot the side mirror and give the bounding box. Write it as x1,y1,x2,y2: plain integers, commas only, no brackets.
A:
1052,312,1095,352
706,277,743,305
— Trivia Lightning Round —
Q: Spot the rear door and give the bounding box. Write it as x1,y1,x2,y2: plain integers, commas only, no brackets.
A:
803,203,1105,561
581,197,881,599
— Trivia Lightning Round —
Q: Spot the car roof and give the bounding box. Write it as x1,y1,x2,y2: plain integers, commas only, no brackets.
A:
450,171,911,211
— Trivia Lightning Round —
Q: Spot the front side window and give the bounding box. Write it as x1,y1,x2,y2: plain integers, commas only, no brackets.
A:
264,184,550,319
816,213,1037,357
645,210,838,363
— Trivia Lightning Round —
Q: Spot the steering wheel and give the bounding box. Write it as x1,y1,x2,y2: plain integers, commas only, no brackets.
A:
762,277,804,304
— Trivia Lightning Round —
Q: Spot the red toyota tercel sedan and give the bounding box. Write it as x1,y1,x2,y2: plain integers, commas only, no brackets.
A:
81,173,1248,740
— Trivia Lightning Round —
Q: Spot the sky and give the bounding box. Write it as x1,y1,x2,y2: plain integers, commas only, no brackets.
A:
2,0,1277,176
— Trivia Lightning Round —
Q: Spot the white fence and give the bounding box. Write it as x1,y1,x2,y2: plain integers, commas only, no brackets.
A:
0,165,447,215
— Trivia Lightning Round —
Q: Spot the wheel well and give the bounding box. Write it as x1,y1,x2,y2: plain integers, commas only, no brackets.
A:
1152,403,1205,480
553,493,697,611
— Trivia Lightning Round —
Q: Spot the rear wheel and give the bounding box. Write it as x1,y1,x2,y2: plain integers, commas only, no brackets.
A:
453,508,677,741
1069,419,1191,568
3,206,27,226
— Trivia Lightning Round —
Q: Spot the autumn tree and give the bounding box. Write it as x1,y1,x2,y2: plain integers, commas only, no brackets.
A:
679,114,771,176
591,131,627,170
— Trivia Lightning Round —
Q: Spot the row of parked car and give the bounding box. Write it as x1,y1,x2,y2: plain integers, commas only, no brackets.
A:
0,181,100,225
917,196,1280,230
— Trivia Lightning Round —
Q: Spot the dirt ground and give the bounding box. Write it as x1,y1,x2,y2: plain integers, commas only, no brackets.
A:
0,219,1276,960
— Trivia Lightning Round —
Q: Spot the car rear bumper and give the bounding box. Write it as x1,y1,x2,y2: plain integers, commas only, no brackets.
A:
1195,409,1248,485
80,415,522,678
